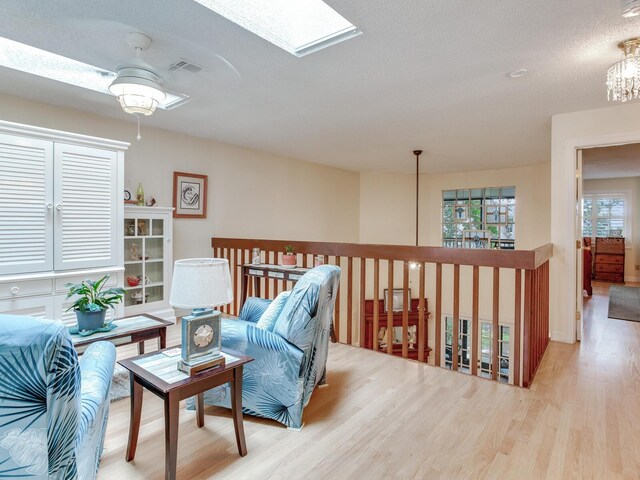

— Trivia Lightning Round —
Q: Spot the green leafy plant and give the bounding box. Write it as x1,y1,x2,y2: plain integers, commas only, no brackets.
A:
65,275,125,313
284,244,295,255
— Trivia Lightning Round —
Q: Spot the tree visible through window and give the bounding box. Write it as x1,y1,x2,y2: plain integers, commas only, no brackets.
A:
582,195,626,238
442,187,516,249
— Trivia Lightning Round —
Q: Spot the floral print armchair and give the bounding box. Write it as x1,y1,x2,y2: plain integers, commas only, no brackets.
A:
0,314,116,479
198,265,340,429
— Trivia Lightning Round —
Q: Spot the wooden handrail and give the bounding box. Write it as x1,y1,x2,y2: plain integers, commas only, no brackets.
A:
212,237,552,389
211,238,553,270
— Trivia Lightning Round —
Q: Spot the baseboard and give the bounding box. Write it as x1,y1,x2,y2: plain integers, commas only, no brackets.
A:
624,276,640,283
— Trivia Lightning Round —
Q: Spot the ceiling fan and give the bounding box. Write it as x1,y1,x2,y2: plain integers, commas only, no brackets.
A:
108,32,184,118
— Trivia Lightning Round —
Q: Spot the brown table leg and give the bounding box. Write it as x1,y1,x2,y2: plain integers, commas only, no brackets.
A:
253,277,260,298
138,341,145,355
159,327,167,349
240,268,248,311
126,374,143,462
230,366,247,456
196,393,205,428
164,393,180,480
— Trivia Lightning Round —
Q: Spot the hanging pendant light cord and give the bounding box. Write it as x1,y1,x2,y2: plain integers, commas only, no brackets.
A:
136,116,142,141
413,150,422,247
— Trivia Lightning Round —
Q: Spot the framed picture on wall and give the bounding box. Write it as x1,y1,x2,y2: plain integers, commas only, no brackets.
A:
173,172,208,218
384,288,411,312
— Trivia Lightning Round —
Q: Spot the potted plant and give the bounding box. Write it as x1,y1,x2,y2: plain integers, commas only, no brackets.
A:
281,244,297,267
65,275,125,331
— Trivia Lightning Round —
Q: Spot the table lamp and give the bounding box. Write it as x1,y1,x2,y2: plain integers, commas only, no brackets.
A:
169,258,233,375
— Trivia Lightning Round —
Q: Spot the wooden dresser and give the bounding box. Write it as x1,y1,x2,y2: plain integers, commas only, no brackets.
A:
594,237,625,283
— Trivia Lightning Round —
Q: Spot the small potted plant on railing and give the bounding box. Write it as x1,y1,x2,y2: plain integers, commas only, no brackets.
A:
281,244,297,267
65,275,125,332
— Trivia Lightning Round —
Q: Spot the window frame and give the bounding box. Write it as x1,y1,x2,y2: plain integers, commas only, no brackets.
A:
582,190,631,243
441,186,516,250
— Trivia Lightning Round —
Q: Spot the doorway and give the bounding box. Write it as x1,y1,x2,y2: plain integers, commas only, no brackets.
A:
576,143,640,340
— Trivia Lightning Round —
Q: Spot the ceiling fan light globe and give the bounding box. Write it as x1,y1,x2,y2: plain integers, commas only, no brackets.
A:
109,67,166,116
115,93,159,116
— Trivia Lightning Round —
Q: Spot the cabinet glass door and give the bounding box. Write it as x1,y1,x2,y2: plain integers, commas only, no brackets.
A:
124,215,165,309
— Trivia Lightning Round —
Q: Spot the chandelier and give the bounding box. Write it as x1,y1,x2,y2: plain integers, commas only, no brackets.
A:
607,38,640,102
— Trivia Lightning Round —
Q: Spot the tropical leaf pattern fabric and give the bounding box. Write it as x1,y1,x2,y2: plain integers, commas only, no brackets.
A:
196,265,340,429
0,314,115,479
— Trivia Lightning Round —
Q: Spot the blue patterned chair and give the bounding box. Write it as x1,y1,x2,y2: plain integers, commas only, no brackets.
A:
0,314,116,480
197,265,340,429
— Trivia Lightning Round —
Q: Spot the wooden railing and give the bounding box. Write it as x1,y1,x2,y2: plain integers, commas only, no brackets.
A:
211,237,553,388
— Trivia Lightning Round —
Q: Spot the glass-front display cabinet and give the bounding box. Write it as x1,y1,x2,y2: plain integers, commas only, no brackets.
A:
124,206,174,319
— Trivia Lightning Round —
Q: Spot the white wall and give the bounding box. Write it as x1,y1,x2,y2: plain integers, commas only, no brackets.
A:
583,176,640,282
551,101,640,344
359,164,551,249
0,93,361,263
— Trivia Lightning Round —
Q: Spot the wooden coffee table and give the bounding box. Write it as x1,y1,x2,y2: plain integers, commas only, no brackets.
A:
119,347,253,480
70,313,171,355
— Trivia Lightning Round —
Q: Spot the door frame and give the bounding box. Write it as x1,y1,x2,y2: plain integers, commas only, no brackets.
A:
556,131,640,344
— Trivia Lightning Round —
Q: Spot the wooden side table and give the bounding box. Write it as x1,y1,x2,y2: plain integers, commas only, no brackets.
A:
70,313,171,355
119,348,253,480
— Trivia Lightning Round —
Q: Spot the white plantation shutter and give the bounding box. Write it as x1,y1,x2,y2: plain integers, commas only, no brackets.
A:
0,134,53,275
54,143,117,270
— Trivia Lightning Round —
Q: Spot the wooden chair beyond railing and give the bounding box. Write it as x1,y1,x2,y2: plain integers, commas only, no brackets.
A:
211,237,553,388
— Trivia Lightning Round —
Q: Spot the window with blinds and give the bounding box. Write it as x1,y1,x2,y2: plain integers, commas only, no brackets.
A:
582,194,626,238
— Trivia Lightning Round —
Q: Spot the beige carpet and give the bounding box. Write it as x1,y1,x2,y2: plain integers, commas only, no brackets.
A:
608,285,640,322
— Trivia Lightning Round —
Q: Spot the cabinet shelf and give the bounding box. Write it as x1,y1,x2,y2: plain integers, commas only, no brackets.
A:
123,206,174,318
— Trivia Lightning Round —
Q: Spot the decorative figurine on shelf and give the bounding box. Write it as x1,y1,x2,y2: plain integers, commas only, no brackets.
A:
136,183,144,206
145,196,157,207
130,243,139,261
127,224,136,236
137,220,147,236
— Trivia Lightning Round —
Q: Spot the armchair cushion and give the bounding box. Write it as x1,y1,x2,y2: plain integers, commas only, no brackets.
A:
273,282,319,352
239,297,272,323
256,291,290,331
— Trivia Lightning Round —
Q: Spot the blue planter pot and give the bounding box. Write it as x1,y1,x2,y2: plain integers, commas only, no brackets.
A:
75,310,106,331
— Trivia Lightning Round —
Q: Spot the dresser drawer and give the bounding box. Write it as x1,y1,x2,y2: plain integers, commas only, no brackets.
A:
595,263,624,274
0,279,53,300
595,254,624,265
594,272,624,282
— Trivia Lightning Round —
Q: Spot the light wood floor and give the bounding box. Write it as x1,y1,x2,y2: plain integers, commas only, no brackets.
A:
98,284,640,479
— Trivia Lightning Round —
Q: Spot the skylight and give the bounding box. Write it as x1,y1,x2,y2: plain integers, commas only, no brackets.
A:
0,36,190,110
193,0,361,57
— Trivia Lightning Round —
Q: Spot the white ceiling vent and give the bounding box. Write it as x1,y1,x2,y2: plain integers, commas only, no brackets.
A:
168,60,203,74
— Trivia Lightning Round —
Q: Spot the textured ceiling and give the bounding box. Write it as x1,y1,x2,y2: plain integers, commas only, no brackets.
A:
0,0,639,173
583,143,640,179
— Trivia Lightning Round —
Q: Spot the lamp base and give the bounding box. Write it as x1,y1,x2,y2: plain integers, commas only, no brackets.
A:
177,354,225,376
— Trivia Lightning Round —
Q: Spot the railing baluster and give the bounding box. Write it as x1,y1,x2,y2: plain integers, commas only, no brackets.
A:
435,263,442,367
347,257,353,345
471,265,479,377
373,259,380,352
514,268,522,386
418,262,426,363
492,267,500,381
335,256,341,342
402,261,409,358
387,260,394,355
523,269,532,387
453,264,460,371
234,248,240,315
359,258,366,348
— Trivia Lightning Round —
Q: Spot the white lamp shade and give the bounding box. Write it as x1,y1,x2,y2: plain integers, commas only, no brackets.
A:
169,258,233,309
